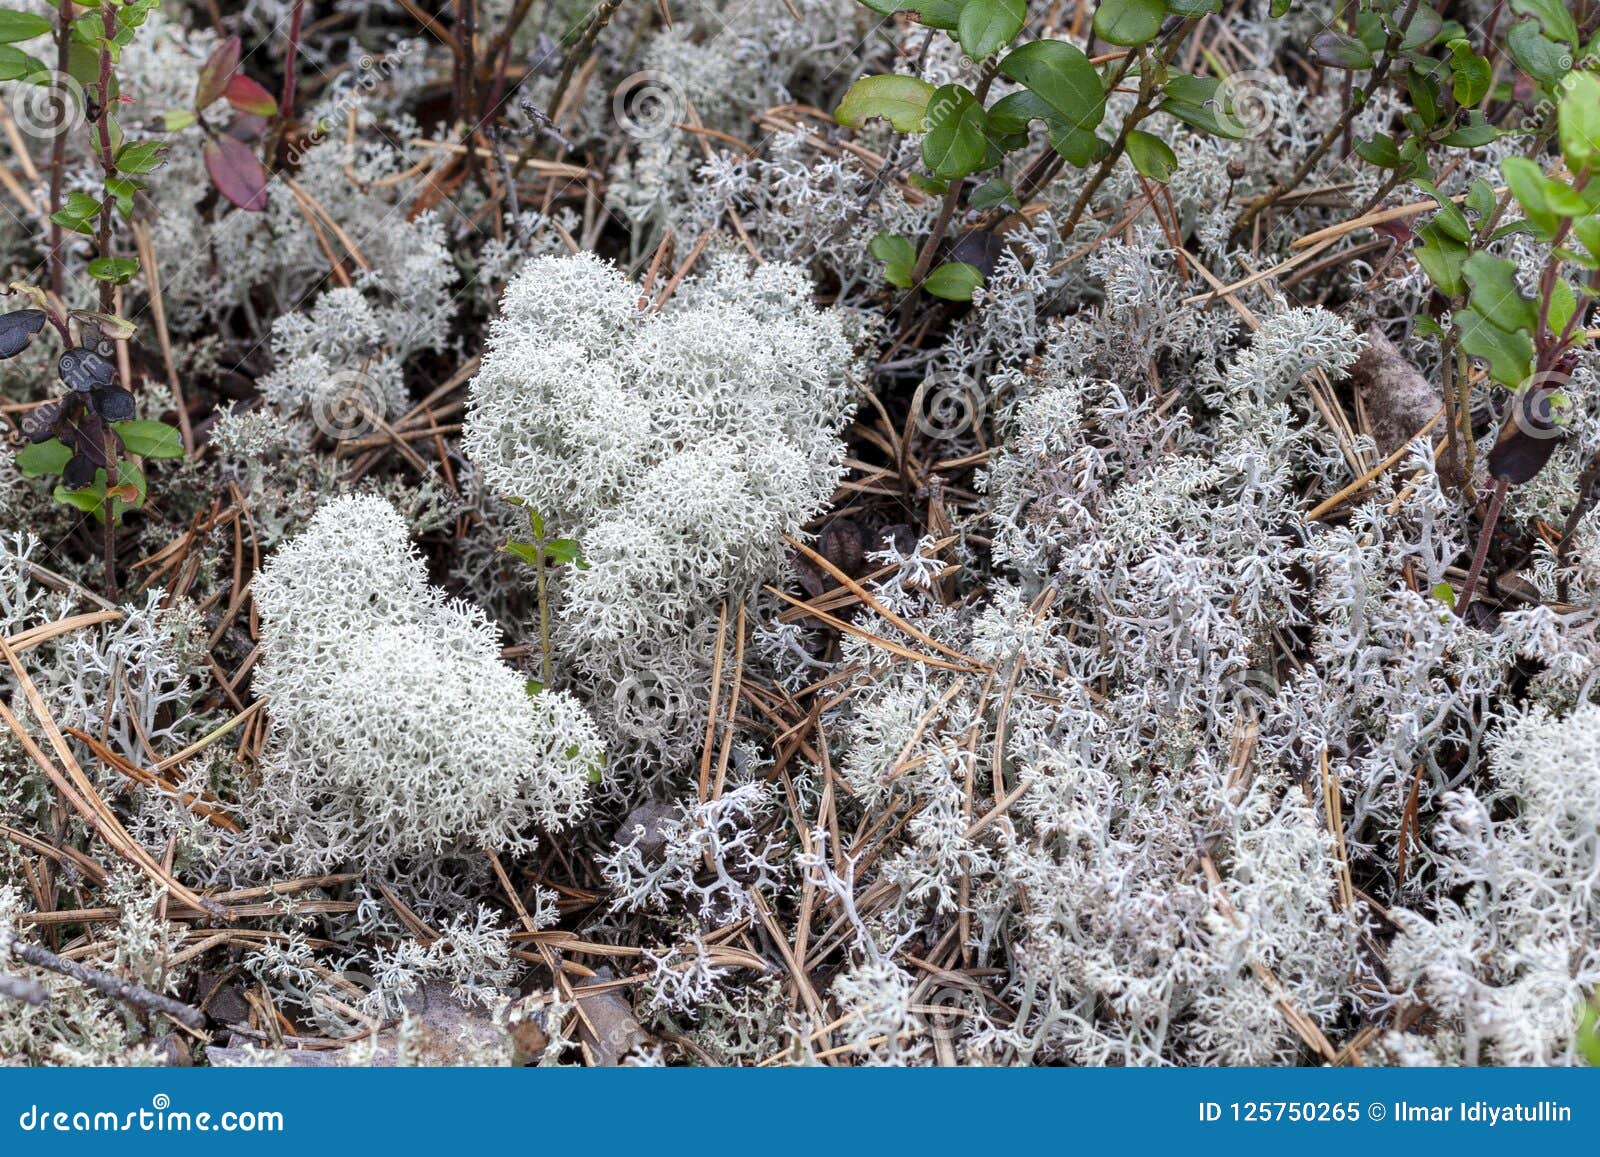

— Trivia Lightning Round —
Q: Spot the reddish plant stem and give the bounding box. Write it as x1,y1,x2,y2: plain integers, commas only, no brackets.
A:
280,0,305,126
94,7,120,600
47,8,70,301
93,10,116,315
1457,475,1508,614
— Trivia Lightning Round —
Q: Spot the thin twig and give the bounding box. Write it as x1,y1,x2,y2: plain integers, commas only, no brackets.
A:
5,936,205,1029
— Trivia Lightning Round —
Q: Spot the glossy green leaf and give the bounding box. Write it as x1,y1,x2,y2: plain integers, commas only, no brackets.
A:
0,11,51,43
1573,216,1600,264
1158,74,1255,140
1446,38,1491,105
969,178,1016,210
1511,0,1577,44
987,88,1052,134
923,261,985,301
1547,277,1578,335
958,0,1026,59
870,231,917,288
1465,179,1497,219
1406,66,1439,127
1440,113,1498,148
114,140,166,175
1502,155,1561,236
1355,133,1401,167
1399,5,1442,50
1413,220,1467,295
998,40,1105,133
858,0,965,28
922,84,992,180
1507,21,1572,87
836,74,937,132
1463,252,1537,333
54,462,146,524
545,538,586,568
1042,122,1100,166
1559,71,1600,174
0,44,45,81
1125,129,1177,182
1311,30,1374,70
16,438,70,479
113,419,184,459
1458,303,1533,386
49,190,100,235
1411,179,1469,243
88,257,139,285
1094,0,1164,46
503,540,541,568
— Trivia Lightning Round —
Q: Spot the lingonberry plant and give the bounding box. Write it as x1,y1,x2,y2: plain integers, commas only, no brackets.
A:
0,1,185,597
837,0,1274,300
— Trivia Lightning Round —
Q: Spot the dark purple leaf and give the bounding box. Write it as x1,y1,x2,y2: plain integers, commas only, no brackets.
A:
0,309,45,359
20,399,61,442
195,35,241,110
58,345,116,392
1488,384,1564,485
204,134,269,212
93,386,136,422
62,450,98,489
946,230,1005,279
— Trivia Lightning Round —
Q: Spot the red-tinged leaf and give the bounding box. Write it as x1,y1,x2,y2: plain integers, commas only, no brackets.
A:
204,134,269,212
195,35,240,110
224,73,277,117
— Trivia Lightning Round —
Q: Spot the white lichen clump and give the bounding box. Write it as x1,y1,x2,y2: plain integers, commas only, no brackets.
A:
244,496,602,878
1384,703,1600,1065
465,252,856,778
